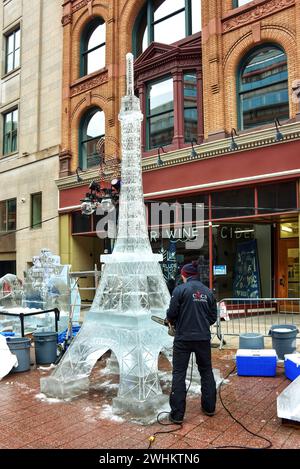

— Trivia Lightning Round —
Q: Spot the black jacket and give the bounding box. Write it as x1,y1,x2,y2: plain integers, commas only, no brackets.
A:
166,278,217,341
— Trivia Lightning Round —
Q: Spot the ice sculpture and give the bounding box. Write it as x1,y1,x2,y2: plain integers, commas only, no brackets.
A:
277,375,300,423
41,53,172,422
0,249,81,334
0,274,23,308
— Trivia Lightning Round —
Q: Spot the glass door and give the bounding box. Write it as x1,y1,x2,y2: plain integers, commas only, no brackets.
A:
287,247,300,298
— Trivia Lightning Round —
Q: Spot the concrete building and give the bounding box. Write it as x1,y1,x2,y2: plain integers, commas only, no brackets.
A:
57,0,300,302
0,0,62,278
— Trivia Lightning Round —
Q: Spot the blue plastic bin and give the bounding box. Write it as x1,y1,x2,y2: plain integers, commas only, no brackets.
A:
236,349,277,377
58,325,81,344
6,337,31,372
0,332,15,337
284,354,300,381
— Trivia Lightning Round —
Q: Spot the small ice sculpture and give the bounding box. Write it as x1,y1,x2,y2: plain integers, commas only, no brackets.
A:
0,274,23,308
277,375,300,423
22,248,81,329
41,54,172,422
0,249,81,334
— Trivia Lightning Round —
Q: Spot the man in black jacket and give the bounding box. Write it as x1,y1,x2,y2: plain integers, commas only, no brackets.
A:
165,261,217,424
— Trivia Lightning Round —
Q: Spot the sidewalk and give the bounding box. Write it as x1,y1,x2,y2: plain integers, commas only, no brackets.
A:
0,348,299,450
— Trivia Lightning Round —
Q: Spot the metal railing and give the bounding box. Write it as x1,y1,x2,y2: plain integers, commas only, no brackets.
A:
215,298,300,349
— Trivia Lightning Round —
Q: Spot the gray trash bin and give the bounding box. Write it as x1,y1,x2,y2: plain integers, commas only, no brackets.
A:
33,332,58,365
239,332,264,349
6,337,31,372
269,325,299,360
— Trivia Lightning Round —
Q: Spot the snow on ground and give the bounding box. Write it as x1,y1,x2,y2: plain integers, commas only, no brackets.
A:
35,392,70,403
99,404,124,422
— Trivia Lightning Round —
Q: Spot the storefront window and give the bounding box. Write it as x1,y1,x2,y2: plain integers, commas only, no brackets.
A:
280,222,299,239
213,223,272,300
211,187,254,219
257,181,297,214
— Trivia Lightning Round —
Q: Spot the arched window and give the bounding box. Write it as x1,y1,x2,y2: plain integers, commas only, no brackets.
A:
238,44,289,130
79,108,105,169
133,0,201,57
81,18,106,76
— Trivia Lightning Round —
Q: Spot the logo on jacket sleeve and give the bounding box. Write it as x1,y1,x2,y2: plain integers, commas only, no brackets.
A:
193,291,208,302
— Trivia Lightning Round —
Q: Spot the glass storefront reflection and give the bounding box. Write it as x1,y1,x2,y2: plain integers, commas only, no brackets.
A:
213,224,272,300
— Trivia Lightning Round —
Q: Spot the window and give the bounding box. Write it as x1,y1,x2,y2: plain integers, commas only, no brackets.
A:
0,198,16,232
233,0,253,7
31,193,42,229
5,28,20,74
147,77,174,149
257,182,297,214
134,0,201,57
238,45,289,130
3,109,18,155
211,188,255,219
81,18,105,76
183,72,198,143
80,108,105,169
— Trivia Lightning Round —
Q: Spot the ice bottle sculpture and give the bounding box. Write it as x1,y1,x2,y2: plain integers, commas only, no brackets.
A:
41,53,172,422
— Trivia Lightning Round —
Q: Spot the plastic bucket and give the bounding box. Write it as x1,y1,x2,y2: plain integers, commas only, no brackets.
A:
33,332,58,365
6,337,31,372
269,325,299,360
239,333,264,350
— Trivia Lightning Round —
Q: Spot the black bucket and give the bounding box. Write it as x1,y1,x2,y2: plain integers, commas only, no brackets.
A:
6,337,31,372
269,325,299,360
33,332,58,365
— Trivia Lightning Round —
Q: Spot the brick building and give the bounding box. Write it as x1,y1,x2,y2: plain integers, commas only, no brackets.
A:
57,0,300,302
0,0,62,278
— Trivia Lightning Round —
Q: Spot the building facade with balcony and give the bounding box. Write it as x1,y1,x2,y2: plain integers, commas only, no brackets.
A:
57,0,300,302
0,0,62,277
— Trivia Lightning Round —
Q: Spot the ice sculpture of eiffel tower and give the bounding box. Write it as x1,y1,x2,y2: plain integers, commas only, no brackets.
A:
41,53,172,422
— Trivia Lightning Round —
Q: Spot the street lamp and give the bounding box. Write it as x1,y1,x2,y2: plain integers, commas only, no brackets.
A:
80,179,120,216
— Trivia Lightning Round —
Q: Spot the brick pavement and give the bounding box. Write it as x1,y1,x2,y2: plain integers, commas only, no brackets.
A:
0,349,299,450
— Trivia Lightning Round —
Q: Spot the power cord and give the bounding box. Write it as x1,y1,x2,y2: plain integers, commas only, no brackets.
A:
148,355,273,450
211,365,273,450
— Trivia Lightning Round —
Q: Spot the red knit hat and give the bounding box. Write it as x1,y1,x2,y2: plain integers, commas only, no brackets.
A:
181,260,199,278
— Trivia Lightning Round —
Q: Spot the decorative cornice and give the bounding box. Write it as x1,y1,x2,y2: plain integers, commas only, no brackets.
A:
141,122,300,172
70,70,108,96
222,0,295,33
56,122,300,190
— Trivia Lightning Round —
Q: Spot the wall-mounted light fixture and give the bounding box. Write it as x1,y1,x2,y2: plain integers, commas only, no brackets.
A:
157,146,166,166
190,139,200,158
274,118,284,142
229,128,239,151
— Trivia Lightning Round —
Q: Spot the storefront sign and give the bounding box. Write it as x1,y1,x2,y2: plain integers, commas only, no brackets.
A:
220,226,253,240
214,265,227,276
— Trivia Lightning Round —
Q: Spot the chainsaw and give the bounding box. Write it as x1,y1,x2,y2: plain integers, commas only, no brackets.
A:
151,316,176,337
